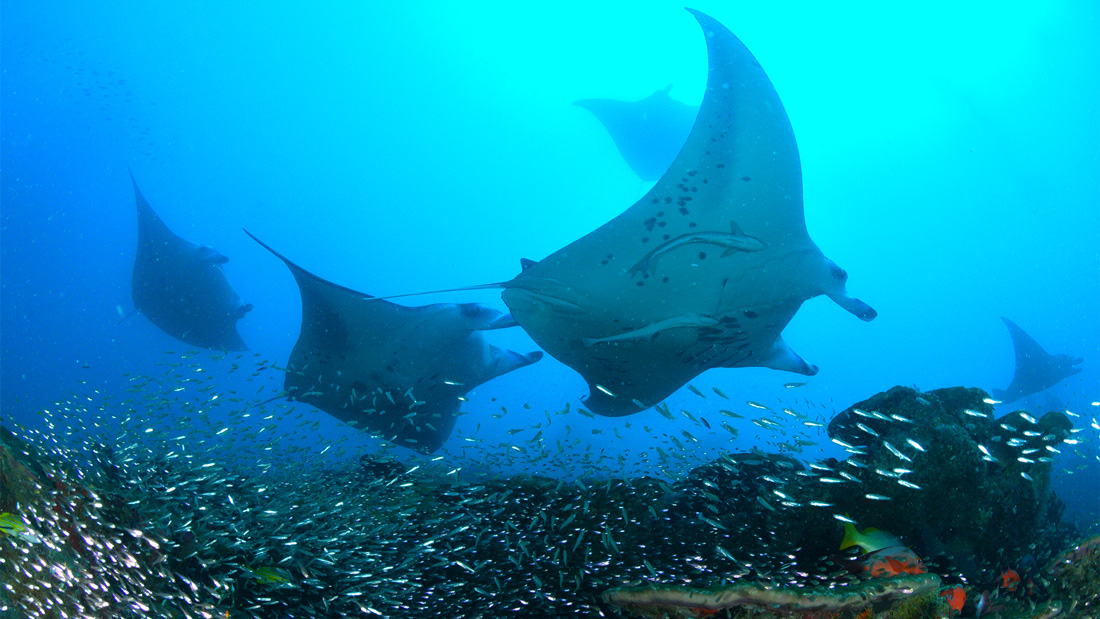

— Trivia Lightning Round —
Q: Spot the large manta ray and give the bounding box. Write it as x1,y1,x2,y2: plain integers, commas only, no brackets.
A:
382,10,875,416
130,172,252,350
575,84,698,182
992,317,1082,404
245,231,542,453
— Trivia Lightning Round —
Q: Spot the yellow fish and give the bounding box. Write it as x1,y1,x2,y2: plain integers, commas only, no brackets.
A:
840,520,904,553
0,512,40,544
248,566,291,585
0,512,26,535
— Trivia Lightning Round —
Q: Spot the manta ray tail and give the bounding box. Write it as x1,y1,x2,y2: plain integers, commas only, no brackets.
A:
364,257,539,301
117,307,140,325
368,282,511,301
257,390,291,407
243,228,511,301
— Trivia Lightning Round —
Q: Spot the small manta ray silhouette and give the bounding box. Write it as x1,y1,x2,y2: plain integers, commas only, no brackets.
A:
992,317,1083,404
574,84,698,182
128,171,252,350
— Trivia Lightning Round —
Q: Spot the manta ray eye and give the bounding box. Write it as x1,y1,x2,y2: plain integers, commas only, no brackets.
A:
831,265,848,282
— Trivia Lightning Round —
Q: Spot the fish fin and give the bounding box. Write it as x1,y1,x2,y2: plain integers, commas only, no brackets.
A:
839,521,860,550
760,338,818,375
827,290,878,321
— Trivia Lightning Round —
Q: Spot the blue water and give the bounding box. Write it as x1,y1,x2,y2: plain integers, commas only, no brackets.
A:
2,1,1098,528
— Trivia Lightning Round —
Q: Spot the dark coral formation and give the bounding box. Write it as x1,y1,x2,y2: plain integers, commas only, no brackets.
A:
1045,533,1100,607
825,386,1075,579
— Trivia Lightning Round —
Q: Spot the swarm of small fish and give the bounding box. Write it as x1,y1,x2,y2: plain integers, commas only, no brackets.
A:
1,357,1096,618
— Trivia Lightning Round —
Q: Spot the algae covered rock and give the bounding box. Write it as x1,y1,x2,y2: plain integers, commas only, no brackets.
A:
824,386,1075,580
1,426,167,617
1045,533,1100,608
603,574,944,619
650,386,1079,583
827,386,994,447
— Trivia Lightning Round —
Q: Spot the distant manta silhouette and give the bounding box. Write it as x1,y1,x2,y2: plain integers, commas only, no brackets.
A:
992,317,1083,404
129,171,252,350
574,84,698,181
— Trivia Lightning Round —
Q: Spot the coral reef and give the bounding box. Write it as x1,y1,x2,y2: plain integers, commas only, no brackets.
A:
0,383,1089,618
1045,533,1100,609
0,427,162,618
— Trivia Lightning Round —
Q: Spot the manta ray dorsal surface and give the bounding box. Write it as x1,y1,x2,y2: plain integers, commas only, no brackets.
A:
992,317,1083,404
500,10,875,416
129,170,251,350
245,231,542,453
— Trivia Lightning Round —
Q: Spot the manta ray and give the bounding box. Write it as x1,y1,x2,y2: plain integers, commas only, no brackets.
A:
129,171,252,350
575,84,698,181
245,231,542,453
381,9,875,416
992,317,1082,404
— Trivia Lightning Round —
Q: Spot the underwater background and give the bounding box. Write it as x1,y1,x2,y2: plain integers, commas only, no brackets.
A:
1,1,1099,617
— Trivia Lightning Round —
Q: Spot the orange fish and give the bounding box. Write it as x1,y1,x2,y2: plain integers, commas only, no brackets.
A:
838,522,926,579
863,545,927,578
939,586,966,612
1001,569,1020,591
